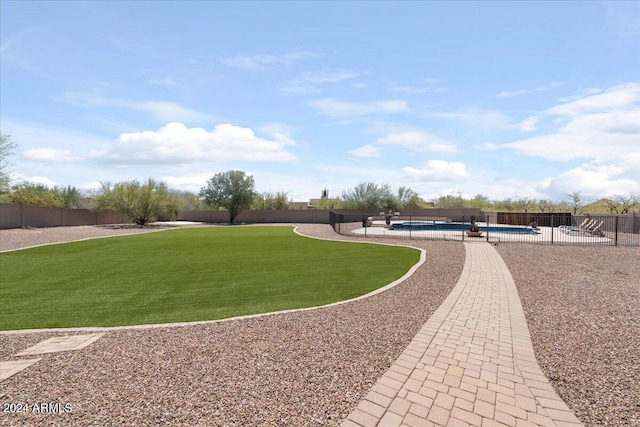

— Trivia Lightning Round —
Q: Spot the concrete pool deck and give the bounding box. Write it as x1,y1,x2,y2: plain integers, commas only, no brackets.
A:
343,242,583,427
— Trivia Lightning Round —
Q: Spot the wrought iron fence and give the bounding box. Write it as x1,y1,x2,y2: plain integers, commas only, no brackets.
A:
329,212,640,247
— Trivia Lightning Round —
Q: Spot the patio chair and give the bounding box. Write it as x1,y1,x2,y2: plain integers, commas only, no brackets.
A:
588,220,605,236
560,218,595,235
560,218,588,233
578,219,597,231
574,218,590,229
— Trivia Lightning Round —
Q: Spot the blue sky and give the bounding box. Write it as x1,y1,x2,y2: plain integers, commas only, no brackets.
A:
1,1,639,203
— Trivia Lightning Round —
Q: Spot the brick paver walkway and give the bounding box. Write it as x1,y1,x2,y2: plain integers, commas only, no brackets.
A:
343,242,583,427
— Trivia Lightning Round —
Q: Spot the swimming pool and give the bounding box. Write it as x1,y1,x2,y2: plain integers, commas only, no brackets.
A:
388,221,536,235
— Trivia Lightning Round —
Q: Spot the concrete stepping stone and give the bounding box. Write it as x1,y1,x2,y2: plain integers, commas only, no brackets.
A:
0,359,41,381
15,333,105,356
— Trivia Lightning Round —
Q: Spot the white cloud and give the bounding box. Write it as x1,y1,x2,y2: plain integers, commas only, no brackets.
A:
505,83,640,199
390,86,428,94
376,131,459,153
389,77,446,94
220,51,317,69
349,144,381,158
403,160,468,181
518,117,539,132
547,82,640,116
221,54,283,69
22,148,81,163
431,108,539,132
147,77,179,87
258,123,296,146
540,155,640,199
161,173,213,194
95,122,297,166
308,98,408,117
60,93,211,123
497,82,564,98
10,174,58,188
504,85,640,161
1,118,113,154
390,81,448,94
558,87,603,102
473,142,499,151
431,109,512,128
136,101,210,123
303,71,359,84
279,85,322,95
498,89,530,98
280,70,360,95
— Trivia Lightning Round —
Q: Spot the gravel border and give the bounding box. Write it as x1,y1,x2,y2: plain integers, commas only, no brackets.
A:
0,224,187,253
496,244,640,426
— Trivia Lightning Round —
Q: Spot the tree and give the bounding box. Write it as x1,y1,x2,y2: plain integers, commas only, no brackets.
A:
515,197,534,213
173,190,206,211
434,192,466,209
493,198,515,212
96,178,178,225
57,185,86,208
603,193,639,214
468,194,491,210
314,197,341,209
0,133,17,195
566,191,584,215
313,187,341,209
341,182,395,209
396,186,427,209
9,182,65,207
536,199,554,213
253,191,290,210
199,170,256,224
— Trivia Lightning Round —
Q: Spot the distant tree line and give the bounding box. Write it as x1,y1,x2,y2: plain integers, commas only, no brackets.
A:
1,133,639,225
4,175,638,226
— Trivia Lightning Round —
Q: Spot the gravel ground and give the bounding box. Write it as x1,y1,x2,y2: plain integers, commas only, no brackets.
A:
0,224,182,252
496,244,640,426
0,224,464,426
2,225,638,426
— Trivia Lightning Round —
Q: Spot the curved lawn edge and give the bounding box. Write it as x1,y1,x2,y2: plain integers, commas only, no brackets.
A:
0,225,426,335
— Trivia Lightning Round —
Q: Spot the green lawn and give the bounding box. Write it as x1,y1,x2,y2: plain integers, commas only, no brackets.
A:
0,226,420,330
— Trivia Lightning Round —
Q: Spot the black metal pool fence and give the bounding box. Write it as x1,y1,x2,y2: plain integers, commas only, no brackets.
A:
329,211,640,246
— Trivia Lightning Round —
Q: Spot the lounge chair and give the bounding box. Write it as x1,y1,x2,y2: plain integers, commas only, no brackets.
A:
574,218,590,229
575,219,596,231
559,218,588,233
588,220,605,236
560,218,596,235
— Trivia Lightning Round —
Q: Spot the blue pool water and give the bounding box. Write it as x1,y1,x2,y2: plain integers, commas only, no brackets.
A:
389,222,535,235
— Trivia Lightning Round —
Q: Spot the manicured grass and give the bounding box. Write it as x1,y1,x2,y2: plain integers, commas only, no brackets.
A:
0,226,420,330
